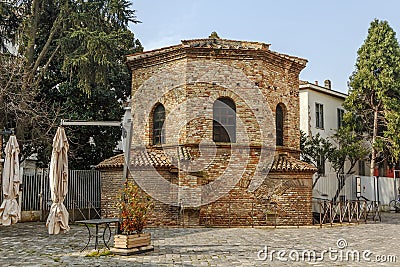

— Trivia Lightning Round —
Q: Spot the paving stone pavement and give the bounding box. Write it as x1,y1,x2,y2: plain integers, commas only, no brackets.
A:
0,213,399,266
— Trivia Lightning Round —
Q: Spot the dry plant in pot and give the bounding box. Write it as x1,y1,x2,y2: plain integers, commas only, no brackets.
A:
112,181,154,255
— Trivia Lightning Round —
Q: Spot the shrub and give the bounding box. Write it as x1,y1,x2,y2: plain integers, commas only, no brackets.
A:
116,181,153,235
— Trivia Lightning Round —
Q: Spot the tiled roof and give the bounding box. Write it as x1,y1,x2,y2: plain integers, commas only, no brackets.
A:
97,150,314,173
299,82,347,99
270,153,317,173
126,38,307,66
96,154,124,169
131,148,171,167
268,50,307,66
181,38,270,50
177,146,192,161
97,147,192,169
126,44,182,61
299,80,308,85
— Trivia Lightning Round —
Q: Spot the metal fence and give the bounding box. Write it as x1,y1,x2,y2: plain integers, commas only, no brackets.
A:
313,200,381,227
11,169,101,221
21,170,47,211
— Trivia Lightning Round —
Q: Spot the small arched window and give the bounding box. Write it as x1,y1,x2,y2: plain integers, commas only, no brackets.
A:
213,98,236,143
153,104,165,145
276,104,284,146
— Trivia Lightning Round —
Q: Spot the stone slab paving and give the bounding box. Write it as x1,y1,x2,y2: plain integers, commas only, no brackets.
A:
0,213,399,266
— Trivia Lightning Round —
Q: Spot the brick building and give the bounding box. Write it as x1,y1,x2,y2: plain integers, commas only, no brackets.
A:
98,37,316,226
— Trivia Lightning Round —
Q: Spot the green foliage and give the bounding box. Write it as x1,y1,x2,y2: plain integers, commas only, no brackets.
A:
0,0,23,52
300,127,368,177
38,81,124,169
300,130,309,162
116,182,153,235
327,127,369,174
1,0,143,168
300,130,333,175
60,0,141,94
344,19,400,165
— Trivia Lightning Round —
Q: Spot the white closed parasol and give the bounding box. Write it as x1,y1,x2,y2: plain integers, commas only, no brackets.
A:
0,135,20,226
46,127,70,234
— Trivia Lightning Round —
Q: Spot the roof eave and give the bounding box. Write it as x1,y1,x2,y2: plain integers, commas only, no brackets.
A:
299,83,347,99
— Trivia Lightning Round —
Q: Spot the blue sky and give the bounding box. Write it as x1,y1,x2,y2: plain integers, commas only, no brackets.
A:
129,0,400,93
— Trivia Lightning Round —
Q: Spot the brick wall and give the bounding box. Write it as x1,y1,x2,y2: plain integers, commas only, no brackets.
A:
100,166,182,226
128,46,303,154
99,164,313,226
102,38,315,226
99,168,125,218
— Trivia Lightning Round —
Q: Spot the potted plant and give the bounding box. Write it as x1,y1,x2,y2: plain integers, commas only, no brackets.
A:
111,181,154,255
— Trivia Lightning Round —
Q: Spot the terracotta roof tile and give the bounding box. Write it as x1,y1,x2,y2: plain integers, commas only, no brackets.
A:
268,51,308,66
126,44,182,61
270,153,317,173
131,148,171,167
299,80,308,85
97,147,192,169
131,147,192,167
181,38,270,50
126,38,307,66
97,150,313,173
96,154,124,169
177,146,192,161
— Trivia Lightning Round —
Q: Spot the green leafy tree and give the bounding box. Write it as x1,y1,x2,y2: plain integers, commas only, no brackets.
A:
0,0,22,52
21,0,140,91
327,127,370,202
300,130,334,188
344,19,400,176
1,0,142,168
328,127,370,176
301,128,369,201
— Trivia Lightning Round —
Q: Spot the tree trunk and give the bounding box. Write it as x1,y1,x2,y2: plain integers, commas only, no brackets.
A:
332,173,346,203
370,106,379,177
312,173,321,189
26,0,40,67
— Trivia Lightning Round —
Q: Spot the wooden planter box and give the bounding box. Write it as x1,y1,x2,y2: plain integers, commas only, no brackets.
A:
111,233,154,255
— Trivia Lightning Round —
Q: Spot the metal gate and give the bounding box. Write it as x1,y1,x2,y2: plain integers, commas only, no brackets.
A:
21,170,47,211
19,169,101,222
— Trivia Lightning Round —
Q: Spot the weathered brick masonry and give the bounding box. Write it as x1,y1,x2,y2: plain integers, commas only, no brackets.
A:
98,37,317,226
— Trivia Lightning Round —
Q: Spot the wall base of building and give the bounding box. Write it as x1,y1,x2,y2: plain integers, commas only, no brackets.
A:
99,167,314,227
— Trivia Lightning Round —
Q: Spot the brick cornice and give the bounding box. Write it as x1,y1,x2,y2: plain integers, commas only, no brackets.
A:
126,39,307,72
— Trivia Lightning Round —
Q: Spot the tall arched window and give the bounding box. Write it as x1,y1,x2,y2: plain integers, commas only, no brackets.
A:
276,104,284,146
153,103,165,145
213,98,236,143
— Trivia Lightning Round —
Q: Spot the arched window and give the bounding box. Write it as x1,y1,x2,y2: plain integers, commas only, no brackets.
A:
153,104,165,145
276,104,284,146
213,98,236,143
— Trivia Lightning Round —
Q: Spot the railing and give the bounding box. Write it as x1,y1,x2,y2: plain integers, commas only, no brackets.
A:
18,169,101,222
196,199,381,228
313,200,381,227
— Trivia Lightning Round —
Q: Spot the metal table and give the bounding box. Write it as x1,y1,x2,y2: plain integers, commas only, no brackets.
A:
76,218,120,251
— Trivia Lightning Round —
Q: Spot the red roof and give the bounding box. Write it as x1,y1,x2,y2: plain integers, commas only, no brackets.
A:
97,147,192,169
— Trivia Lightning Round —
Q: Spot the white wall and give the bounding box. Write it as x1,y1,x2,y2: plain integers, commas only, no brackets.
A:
299,85,351,177
300,89,344,140
313,174,398,207
299,90,310,135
